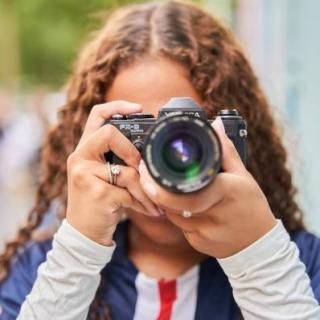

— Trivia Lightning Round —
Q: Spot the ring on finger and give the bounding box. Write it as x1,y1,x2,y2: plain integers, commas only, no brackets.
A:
110,164,121,185
107,162,113,184
182,210,192,218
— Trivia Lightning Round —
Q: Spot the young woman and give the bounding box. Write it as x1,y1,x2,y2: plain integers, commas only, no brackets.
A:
1,1,320,319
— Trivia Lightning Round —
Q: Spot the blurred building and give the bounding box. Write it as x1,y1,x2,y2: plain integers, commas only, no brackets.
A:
234,0,320,233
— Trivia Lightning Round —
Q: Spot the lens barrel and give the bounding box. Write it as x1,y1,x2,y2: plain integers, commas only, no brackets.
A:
143,114,221,193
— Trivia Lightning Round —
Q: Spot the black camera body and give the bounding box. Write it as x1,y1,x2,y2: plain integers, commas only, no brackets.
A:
105,97,247,193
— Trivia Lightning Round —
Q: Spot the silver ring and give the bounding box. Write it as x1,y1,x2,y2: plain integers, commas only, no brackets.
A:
107,162,113,184
182,210,192,218
110,164,121,185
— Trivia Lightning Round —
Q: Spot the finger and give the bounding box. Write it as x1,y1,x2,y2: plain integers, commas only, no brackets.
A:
106,183,149,216
123,168,162,217
79,101,141,145
68,160,148,216
76,160,161,217
76,124,141,169
139,160,228,212
211,117,246,174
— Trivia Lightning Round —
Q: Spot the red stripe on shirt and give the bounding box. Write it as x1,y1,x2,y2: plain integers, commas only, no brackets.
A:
157,279,177,320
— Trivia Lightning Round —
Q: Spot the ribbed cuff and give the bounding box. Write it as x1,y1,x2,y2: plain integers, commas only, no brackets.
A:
54,219,116,267
218,220,289,277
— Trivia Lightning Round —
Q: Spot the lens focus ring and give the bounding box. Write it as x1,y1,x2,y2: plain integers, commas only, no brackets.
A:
143,114,221,194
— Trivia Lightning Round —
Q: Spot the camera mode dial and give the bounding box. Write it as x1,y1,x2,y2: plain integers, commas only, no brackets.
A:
111,114,125,120
218,109,239,117
127,113,154,119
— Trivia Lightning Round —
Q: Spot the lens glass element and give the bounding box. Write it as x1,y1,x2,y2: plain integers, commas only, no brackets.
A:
144,114,221,193
163,135,201,179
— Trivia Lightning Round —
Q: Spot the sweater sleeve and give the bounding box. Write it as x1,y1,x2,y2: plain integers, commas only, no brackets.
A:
218,220,320,320
16,220,115,320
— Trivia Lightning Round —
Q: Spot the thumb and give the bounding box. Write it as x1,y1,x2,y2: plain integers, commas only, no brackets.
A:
211,117,246,174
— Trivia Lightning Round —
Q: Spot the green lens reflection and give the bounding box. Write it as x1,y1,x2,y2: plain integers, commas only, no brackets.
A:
186,163,200,180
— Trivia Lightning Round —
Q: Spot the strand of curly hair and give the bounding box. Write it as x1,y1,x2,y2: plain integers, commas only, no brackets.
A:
0,1,304,319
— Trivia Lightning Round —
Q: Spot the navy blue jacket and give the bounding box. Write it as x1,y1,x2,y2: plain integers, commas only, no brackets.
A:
1,222,320,319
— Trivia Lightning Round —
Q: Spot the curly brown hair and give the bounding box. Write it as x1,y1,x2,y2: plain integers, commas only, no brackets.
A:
0,1,304,318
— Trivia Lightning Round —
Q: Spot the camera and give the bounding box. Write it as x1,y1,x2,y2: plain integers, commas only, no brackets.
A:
105,97,247,193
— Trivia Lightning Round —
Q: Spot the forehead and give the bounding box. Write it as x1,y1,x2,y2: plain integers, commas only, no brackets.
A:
105,56,202,116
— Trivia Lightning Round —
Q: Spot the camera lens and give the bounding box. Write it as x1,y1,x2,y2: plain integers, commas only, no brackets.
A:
143,114,221,193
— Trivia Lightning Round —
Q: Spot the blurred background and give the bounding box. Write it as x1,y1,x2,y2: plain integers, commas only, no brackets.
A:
0,0,319,249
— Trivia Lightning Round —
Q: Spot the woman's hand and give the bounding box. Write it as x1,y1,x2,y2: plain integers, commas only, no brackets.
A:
139,117,276,258
66,101,160,246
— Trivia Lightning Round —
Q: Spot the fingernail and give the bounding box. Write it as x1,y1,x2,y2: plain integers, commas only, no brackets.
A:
150,207,162,217
131,103,142,109
212,117,225,134
141,203,162,217
157,206,165,216
142,182,157,197
139,160,146,174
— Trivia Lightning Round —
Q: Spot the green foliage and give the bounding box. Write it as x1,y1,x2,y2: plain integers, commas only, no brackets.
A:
13,0,154,88
1,0,208,88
